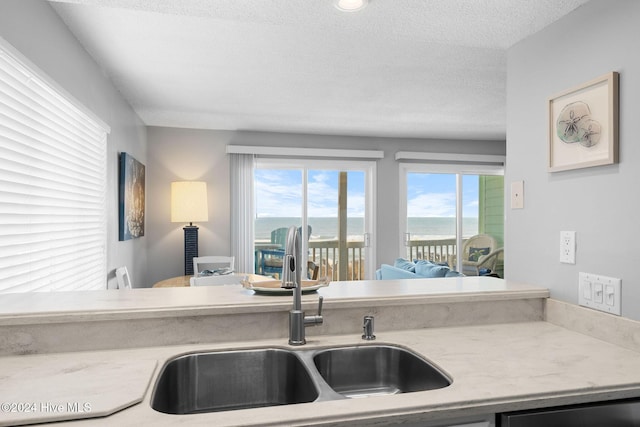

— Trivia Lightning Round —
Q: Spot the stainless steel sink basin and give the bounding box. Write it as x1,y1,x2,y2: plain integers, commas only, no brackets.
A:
151,348,318,414
313,345,451,398
151,344,451,414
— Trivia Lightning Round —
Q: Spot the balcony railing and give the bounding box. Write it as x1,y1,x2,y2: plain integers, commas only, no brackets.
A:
404,238,457,266
256,237,459,281
308,238,458,280
308,240,365,281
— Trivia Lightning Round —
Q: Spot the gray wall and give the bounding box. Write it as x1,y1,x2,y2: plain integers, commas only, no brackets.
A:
146,127,234,286
0,0,148,289
146,128,505,287
505,0,640,319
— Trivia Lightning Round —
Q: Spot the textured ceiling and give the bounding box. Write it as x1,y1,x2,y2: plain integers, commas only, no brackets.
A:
48,0,591,140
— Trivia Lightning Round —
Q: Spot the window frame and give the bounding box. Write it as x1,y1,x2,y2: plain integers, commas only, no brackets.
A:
254,157,377,280
399,162,504,272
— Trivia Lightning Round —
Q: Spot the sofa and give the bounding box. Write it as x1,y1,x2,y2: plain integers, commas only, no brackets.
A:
375,258,464,280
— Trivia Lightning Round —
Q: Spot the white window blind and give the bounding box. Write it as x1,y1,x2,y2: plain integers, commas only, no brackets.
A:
0,41,109,293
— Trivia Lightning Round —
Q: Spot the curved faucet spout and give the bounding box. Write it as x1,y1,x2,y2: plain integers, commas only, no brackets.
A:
281,226,300,290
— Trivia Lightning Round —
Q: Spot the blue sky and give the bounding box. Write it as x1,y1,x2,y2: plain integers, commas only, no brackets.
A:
407,173,479,218
255,169,479,218
254,169,365,218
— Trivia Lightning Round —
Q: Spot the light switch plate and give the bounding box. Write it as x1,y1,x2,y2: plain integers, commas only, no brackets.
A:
511,181,524,209
579,272,621,315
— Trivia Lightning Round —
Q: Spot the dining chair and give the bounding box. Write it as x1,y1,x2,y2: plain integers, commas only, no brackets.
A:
190,274,245,286
192,256,235,277
115,266,132,289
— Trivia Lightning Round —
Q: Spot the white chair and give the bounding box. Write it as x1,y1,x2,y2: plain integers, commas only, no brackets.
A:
115,266,132,289
192,256,235,277
474,247,504,277
190,274,245,286
459,234,498,276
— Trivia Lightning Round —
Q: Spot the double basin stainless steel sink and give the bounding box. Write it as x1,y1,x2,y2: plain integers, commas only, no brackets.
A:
151,344,452,415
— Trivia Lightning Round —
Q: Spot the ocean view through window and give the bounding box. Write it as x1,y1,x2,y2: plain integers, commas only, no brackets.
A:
254,159,374,281
401,164,504,276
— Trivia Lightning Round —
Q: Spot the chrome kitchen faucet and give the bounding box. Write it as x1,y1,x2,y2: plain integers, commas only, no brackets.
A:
281,226,323,345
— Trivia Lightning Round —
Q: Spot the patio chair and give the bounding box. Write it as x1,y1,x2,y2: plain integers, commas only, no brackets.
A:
307,260,319,280
474,247,504,277
451,234,498,276
260,226,311,278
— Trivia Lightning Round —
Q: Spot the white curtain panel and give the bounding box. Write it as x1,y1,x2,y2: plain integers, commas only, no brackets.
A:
229,153,255,273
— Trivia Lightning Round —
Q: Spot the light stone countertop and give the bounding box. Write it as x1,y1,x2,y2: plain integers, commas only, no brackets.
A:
0,354,158,426
0,276,548,325
3,318,640,426
2,278,640,426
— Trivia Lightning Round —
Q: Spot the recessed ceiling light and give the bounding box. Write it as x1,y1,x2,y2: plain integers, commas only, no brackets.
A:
334,0,368,12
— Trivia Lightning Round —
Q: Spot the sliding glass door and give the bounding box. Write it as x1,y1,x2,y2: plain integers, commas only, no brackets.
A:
254,159,375,280
403,172,459,266
400,164,504,276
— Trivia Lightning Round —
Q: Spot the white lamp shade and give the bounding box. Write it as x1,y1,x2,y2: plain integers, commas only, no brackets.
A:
171,181,209,223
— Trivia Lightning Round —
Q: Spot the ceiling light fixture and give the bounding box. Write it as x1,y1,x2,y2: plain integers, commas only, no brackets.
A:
334,0,368,12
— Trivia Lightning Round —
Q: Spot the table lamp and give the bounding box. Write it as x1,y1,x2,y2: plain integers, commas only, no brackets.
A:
171,181,209,275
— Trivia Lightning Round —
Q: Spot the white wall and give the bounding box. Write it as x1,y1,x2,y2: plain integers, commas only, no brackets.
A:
146,128,505,287
146,128,234,286
506,0,640,320
0,0,148,288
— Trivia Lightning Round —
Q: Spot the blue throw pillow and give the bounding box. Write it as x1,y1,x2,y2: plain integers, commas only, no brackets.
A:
413,259,434,272
468,247,490,262
414,259,449,267
379,264,418,280
394,258,416,272
415,262,450,278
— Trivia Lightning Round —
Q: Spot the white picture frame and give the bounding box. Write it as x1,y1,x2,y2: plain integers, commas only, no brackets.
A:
548,72,619,172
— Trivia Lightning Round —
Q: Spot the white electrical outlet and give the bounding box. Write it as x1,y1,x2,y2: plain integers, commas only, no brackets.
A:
579,272,621,315
560,231,576,264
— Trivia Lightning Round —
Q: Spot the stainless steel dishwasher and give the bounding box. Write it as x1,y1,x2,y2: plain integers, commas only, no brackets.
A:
499,399,640,426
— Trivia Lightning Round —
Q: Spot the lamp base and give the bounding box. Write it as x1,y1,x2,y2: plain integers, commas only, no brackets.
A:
183,225,199,275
